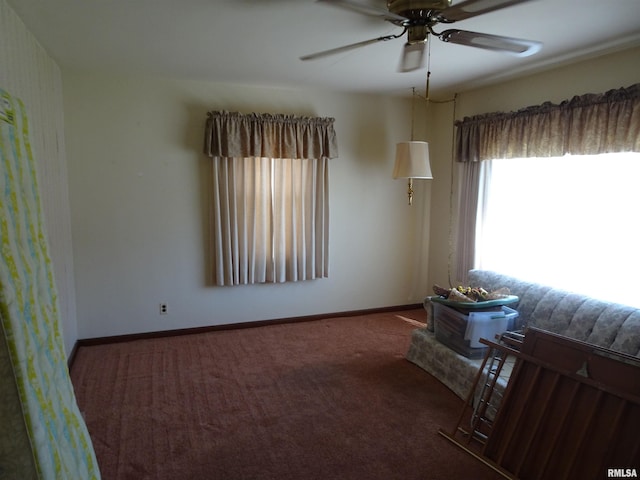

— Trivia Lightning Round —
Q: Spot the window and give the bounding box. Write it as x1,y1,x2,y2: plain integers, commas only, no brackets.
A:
476,152,640,307
453,84,639,287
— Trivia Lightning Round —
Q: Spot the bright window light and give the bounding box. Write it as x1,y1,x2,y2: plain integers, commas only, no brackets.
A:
477,152,640,308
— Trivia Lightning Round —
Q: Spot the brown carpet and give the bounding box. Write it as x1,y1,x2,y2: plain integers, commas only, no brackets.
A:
70,309,502,480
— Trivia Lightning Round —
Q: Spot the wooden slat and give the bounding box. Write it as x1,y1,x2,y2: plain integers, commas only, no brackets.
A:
533,380,580,480
562,388,603,477
595,397,628,476
512,371,561,477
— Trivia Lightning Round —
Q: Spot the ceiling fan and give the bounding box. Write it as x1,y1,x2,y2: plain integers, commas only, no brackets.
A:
300,0,543,72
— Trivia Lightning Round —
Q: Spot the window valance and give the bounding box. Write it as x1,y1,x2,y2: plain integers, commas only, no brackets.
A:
204,111,339,160
455,83,640,163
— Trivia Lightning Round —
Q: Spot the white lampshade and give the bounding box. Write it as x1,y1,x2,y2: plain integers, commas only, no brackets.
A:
392,141,433,179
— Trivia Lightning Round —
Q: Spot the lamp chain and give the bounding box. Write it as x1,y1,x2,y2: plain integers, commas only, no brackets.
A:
426,39,431,102
411,87,415,141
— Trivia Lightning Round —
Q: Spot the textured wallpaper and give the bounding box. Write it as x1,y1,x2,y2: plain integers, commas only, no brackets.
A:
0,0,77,355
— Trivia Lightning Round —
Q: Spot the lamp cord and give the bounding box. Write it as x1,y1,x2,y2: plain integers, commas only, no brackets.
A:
447,92,458,288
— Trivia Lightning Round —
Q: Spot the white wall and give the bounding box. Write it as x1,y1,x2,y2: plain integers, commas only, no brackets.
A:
426,47,640,291
0,0,78,356
64,73,431,339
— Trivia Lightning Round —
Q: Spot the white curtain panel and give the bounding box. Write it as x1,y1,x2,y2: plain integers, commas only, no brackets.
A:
272,157,329,283
211,157,270,285
211,156,329,285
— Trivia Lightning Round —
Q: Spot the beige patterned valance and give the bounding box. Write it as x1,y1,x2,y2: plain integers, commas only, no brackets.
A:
455,83,640,162
204,111,338,160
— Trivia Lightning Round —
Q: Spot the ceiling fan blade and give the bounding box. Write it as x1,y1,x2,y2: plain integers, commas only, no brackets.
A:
300,35,400,61
398,42,427,72
440,29,542,56
436,0,536,22
317,0,408,22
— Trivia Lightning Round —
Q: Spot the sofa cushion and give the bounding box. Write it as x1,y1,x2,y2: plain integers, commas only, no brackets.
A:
529,289,582,334
610,312,640,356
559,298,606,341
585,304,630,346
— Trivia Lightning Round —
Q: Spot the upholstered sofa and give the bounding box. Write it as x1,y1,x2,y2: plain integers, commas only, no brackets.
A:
406,269,640,400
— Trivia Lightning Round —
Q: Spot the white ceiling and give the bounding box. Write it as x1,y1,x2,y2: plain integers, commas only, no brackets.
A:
8,0,640,97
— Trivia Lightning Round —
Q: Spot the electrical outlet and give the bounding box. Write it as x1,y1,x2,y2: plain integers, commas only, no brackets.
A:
159,303,168,315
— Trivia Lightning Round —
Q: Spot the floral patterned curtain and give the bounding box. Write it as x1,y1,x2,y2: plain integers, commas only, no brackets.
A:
204,111,338,160
454,84,640,282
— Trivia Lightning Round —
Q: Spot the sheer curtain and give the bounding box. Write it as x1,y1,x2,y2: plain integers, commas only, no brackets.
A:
204,111,338,286
453,83,640,283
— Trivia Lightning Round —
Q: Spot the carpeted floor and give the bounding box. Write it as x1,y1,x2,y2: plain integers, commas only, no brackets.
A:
70,309,502,480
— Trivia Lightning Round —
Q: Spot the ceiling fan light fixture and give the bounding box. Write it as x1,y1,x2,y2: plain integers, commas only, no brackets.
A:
398,41,426,72
406,25,429,44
